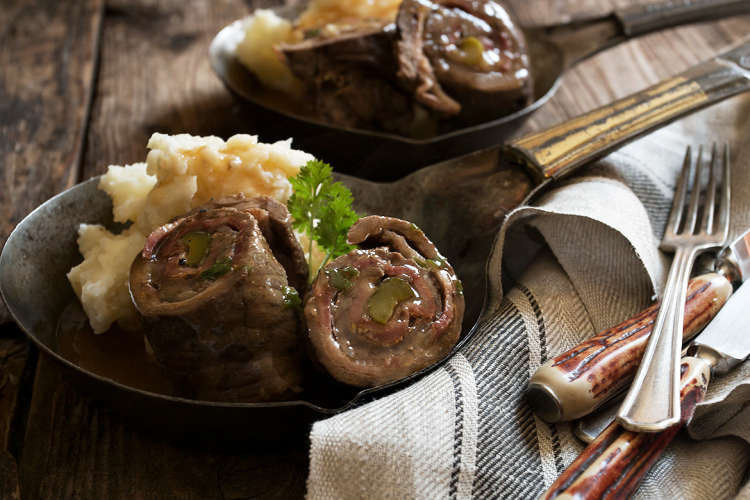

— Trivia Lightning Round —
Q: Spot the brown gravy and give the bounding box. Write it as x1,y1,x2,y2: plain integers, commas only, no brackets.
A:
56,303,175,395
56,302,358,406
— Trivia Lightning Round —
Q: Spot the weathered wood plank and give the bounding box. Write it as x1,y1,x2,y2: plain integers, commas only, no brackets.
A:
0,0,103,323
515,0,750,135
20,355,307,500
0,325,31,500
0,329,31,451
0,451,20,500
0,1,102,498
80,0,305,179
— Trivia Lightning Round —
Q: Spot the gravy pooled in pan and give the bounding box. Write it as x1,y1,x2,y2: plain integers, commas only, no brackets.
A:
129,196,308,402
304,216,465,387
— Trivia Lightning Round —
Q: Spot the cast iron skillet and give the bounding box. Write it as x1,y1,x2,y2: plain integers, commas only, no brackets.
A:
1,42,749,442
209,0,750,180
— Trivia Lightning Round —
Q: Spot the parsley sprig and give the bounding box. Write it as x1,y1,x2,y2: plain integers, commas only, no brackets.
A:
288,160,359,282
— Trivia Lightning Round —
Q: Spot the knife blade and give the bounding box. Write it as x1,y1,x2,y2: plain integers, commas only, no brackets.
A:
527,229,750,423
691,271,750,374
576,245,750,442
716,229,750,287
542,279,750,499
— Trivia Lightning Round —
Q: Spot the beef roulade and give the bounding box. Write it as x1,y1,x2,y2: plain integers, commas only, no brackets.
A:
396,0,533,123
280,0,532,136
129,196,308,402
281,25,422,135
305,216,465,387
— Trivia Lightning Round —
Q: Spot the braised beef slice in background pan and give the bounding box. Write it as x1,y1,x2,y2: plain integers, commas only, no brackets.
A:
281,0,532,137
305,216,465,387
129,196,308,403
282,25,423,136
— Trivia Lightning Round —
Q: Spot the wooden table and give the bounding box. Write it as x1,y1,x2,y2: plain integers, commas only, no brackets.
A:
2,1,749,498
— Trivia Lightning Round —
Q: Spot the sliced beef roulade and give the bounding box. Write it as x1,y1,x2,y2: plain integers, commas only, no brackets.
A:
305,216,465,387
396,0,533,123
129,196,308,402
280,0,531,136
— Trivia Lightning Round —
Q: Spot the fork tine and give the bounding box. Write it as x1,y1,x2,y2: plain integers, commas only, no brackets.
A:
666,146,692,235
684,145,704,234
717,144,731,238
699,144,718,233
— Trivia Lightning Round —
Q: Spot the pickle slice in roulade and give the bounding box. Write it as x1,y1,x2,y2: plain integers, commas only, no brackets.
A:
129,196,308,402
305,215,465,387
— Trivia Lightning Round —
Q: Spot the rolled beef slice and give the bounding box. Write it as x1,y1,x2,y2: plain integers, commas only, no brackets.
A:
279,0,532,134
396,0,533,123
305,215,465,387
281,25,420,135
129,196,308,402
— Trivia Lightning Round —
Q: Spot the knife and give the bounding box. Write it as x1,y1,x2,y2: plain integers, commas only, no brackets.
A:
527,229,750,423
576,228,750,442
541,277,750,499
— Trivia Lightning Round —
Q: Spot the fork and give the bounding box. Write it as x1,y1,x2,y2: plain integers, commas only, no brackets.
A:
617,144,731,432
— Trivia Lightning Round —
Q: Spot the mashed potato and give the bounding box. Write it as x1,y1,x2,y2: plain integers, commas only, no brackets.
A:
236,0,402,93
67,226,147,333
67,133,315,333
98,163,156,223
235,10,303,96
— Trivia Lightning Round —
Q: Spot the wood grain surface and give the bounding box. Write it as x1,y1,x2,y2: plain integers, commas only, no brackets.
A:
1,0,101,496
20,356,307,499
1,0,749,499
0,0,102,321
80,0,311,179
0,325,32,500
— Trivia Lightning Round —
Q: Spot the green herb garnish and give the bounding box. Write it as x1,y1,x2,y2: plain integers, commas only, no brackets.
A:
304,28,321,39
282,286,302,309
326,266,359,291
200,257,232,280
288,160,359,282
414,256,444,270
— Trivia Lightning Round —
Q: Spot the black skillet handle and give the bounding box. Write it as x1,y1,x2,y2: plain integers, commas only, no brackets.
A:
615,0,750,37
506,42,750,182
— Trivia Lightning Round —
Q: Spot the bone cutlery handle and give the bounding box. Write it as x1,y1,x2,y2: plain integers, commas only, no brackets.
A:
526,273,730,423
614,0,750,37
507,42,750,182
541,355,711,500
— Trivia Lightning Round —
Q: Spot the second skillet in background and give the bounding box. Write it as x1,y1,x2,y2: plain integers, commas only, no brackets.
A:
210,0,750,179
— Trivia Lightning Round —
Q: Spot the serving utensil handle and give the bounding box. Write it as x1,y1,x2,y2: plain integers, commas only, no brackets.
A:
615,0,750,37
526,273,730,423
507,42,750,182
541,355,711,500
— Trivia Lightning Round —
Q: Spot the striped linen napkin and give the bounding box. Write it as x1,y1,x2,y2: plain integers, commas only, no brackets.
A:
306,96,750,499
